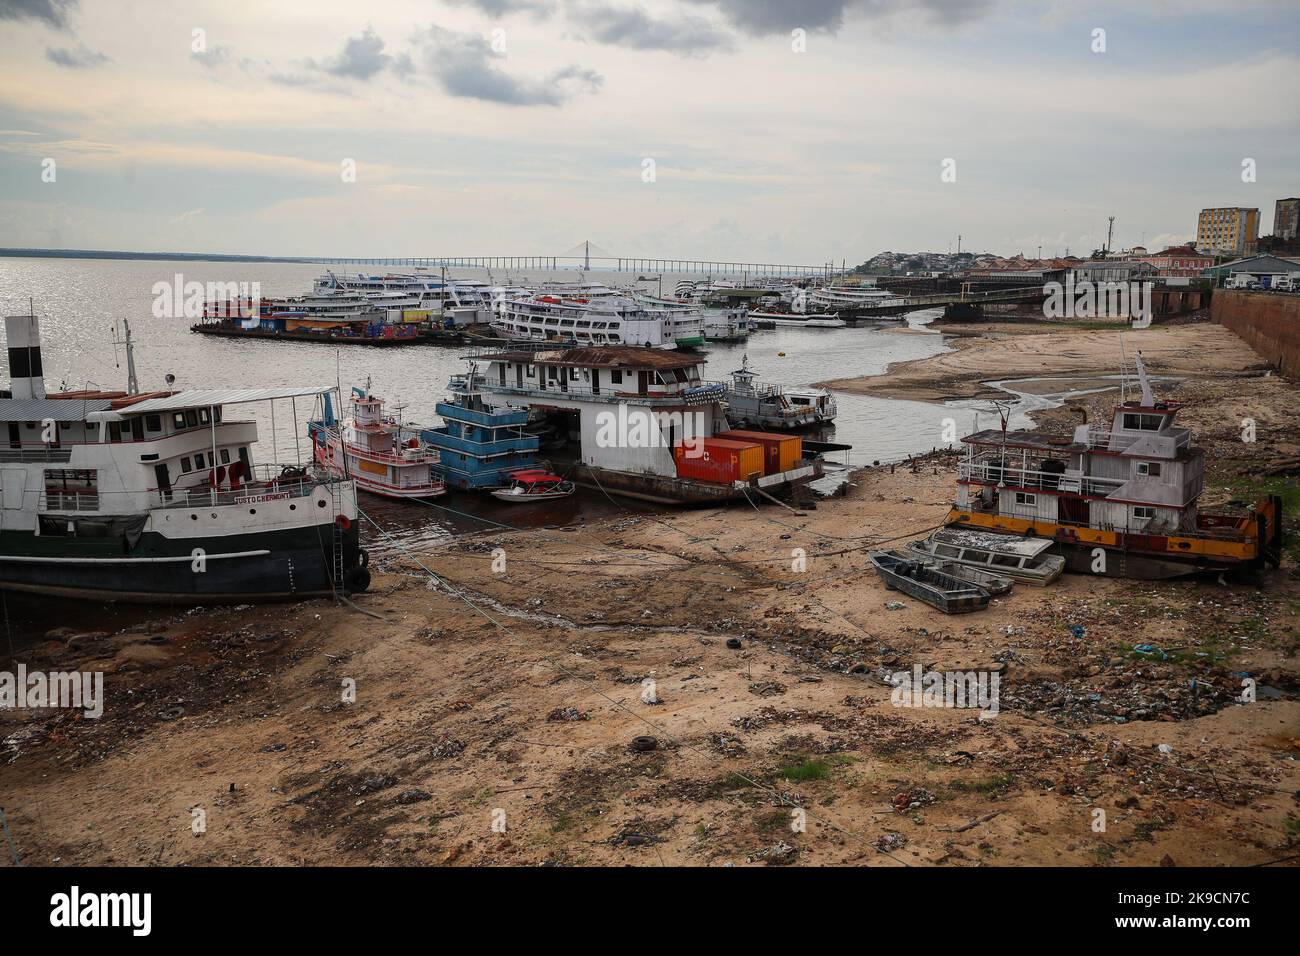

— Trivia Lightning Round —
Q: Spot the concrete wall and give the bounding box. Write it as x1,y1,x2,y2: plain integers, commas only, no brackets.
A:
1213,290,1300,378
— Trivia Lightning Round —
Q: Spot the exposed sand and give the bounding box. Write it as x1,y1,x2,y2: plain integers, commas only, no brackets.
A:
822,322,1270,402
2,461,1296,867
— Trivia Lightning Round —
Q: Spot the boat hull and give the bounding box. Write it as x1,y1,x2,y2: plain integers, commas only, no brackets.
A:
0,521,364,603
571,462,819,505
869,552,991,613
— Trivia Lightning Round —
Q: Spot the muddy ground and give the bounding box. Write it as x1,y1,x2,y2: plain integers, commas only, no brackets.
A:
2,320,1298,867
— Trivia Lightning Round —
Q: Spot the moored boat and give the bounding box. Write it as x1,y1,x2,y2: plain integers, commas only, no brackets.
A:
868,550,992,613
489,469,575,502
0,313,369,602
309,383,445,500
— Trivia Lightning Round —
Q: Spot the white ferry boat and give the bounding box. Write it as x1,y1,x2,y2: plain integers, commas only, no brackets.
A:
0,313,370,601
492,291,685,349
309,383,445,500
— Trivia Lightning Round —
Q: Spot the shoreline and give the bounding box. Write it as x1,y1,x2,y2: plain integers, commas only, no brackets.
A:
2,318,1297,867
818,319,1270,403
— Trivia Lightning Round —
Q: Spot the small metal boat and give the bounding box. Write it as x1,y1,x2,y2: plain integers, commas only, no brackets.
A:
909,555,1014,596
906,529,1065,586
490,469,575,502
868,550,992,614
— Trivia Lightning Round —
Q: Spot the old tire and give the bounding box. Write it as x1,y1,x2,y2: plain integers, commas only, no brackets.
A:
345,566,372,594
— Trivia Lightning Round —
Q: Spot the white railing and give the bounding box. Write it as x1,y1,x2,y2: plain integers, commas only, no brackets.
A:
959,459,1124,497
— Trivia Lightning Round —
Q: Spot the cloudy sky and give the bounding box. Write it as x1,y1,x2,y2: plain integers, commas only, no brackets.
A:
1,0,1297,263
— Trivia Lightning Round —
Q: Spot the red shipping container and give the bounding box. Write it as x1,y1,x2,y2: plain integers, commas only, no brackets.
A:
715,429,802,475
674,438,763,483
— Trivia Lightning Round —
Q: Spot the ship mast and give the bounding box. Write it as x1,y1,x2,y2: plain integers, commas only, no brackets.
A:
113,319,140,395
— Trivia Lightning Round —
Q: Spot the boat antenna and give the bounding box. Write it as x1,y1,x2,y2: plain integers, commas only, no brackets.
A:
1133,350,1155,406
1117,334,1127,405
111,319,140,394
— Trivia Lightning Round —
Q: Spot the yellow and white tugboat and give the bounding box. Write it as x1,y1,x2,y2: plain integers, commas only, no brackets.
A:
946,353,1284,579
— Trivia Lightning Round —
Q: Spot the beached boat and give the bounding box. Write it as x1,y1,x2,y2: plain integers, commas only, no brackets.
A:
902,552,1014,596
490,469,575,502
0,314,370,602
946,352,1285,579
309,384,445,500
907,529,1065,586
868,550,992,613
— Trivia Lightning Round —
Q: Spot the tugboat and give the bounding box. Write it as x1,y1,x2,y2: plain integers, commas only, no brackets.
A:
0,313,369,601
309,382,445,499
722,357,834,430
946,352,1284,579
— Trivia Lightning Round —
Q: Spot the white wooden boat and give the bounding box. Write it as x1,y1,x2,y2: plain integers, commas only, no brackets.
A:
906,529,1064,586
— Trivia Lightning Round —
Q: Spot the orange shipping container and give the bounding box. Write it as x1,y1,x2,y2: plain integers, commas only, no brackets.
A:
674,438,763,484
715,430,802,475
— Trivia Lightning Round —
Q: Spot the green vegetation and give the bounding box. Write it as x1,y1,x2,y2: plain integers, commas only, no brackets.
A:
951,773,1014,796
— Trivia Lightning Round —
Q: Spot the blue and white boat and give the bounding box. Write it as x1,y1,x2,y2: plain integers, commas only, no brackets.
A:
418,367,540,491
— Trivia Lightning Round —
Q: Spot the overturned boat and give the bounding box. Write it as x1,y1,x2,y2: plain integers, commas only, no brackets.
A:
868,550,992,614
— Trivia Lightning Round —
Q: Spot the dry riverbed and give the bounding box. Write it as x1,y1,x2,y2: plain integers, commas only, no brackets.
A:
2,320,1298,867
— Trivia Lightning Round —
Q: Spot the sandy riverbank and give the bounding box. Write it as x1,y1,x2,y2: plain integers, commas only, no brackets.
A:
822,321,1271,402
2,320,1297,868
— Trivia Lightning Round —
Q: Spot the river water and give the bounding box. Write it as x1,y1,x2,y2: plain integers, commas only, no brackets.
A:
0,256,1045,634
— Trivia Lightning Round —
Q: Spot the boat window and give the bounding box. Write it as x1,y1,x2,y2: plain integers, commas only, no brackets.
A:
611,370,623,384
959,549,986,563
1133,506,1156,519
1015,492,1037,506
935,544,960,557
195,453,205,469
108,421,122,443
1137,461,1162,477
173,412,186,429
526,366,536,378
1122,413,1163,431
213,406,222,422
185,410,199,428
198,408,211,425
145,415,162,432
991,554,1022,568
181,457,192,473
220,449,231,464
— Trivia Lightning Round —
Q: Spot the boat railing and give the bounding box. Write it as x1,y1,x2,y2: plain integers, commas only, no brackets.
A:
1083,425,1192,454
958,459,1124,497
39,491,100,512
0,446,74,464
479,380,722,405
35,464,340,514
152,463,337,510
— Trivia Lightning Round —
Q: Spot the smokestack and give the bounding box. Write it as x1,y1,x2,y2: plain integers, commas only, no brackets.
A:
5,314,45,400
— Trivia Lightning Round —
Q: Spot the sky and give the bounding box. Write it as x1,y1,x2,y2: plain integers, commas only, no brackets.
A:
1,0,1298,264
